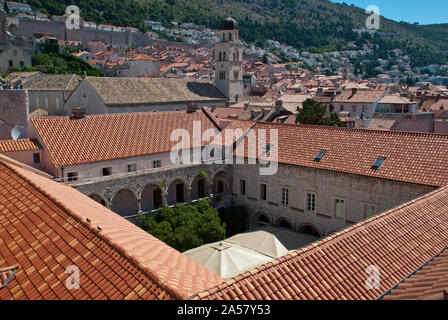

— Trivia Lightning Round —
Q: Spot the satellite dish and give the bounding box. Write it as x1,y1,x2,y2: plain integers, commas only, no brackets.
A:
11,126,28,140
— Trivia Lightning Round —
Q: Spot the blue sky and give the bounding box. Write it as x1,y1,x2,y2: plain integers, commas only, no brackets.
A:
330,0,448,25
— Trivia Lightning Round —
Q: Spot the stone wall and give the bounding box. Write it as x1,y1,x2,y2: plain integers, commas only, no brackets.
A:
72,163,233,217
18,19,149,47
231,163,434,237
0,90,29,139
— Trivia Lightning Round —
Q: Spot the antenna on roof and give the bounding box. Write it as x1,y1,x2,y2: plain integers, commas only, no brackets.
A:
11,126,27,140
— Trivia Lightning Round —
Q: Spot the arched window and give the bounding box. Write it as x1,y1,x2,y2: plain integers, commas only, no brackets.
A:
223,52,226,61
219,52,222,61
229,32,232,41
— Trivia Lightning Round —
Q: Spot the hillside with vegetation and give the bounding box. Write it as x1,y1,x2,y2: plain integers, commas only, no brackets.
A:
24,0,448,66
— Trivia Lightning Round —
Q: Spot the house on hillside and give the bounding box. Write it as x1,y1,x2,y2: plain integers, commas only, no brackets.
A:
332,88,386,119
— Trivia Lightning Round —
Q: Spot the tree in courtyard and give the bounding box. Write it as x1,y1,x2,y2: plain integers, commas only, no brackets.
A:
136,199,226,252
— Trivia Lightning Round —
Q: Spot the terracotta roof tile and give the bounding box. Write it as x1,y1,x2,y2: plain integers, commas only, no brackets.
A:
30,111,223,167
0,154,223,299
0,139,40,153
238,120,448,187
83,77,226,106
194,185,448,300
384,246,448,300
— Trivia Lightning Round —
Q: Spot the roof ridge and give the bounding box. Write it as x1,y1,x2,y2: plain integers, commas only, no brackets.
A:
249,120,448,138
192,184,448,299
0,159,185,300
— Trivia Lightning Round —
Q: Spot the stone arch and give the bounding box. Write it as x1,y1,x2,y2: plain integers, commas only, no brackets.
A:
190,175,210,200
297,223,323,238
140,184,163,212
111,189,139,217
275,217,293,230
256,212,271,226
167,178,188,205
212,170,231,194
89,194,107,207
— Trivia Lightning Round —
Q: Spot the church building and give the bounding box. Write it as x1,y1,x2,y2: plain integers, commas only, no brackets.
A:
214,17,244,103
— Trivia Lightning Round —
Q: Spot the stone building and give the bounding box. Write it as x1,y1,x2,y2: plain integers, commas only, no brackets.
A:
230,121,448,237
0,89,29,139
4,108,448,238
0,45,32,72
63,77,227,114
24,74,82,115
214,18,244,103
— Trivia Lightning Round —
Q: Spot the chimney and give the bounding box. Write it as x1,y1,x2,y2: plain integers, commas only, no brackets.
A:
187,103,198,113
244,103,249,111
351,88,357,96
70,108,86,120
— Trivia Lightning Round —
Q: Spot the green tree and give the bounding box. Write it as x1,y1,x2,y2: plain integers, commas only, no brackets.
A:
296,99,344,127
296,99,327,125
136,199,226,252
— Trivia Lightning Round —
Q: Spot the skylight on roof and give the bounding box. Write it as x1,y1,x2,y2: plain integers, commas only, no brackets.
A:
372,157,386,170
314,150,327,162
262,144,274,155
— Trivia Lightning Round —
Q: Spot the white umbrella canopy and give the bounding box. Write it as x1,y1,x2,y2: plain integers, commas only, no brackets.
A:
225,226,289,259
183,242,273,279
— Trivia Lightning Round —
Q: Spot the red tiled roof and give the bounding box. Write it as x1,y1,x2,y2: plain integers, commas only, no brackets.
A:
195,184,448,300
30,110,222,167
0,154,223,299
239,121,448,187
384,246,448,300
132,54,158,61
0,139,40,153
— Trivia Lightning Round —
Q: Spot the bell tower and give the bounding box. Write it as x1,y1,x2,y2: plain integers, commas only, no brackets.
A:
214,17,243,103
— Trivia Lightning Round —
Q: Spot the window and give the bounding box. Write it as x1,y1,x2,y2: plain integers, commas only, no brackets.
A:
153,160,161,168
127,163,137,172
20,61,24,68
363,105,367,112
372,157,386,170
219,71,226,80
340,105,344,111
260,183,267,201
8,60,13,67
233,70,239,80
334,198,346,220
314,150,327,162
364,204,376,219
307,192,316,213
102,167,112,176
33,153,40,164
240,179,246,196
67,172,78,182
281,187,290,207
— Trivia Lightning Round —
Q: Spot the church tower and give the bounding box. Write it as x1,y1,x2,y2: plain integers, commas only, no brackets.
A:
214,17,243,103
